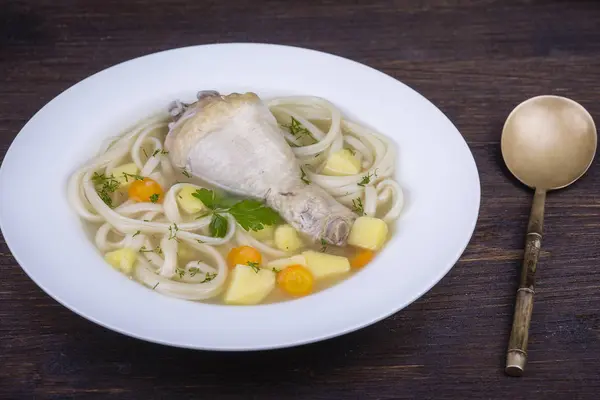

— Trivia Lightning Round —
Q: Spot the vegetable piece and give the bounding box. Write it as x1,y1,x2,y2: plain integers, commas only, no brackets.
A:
227,246,262,269
191,188,220,209
177,185,206,214
228,200,282,232
209,214,228,238
266,254,307,271
274,224,304,252
322,149,361,176
111,163,141,187
302,250,350,279
128,177,164,203
224,265,276,305
192,188,282,232
347,216,389,251
247,224,275,242
277,265,314,297
350,249,375,268
104,248,137,274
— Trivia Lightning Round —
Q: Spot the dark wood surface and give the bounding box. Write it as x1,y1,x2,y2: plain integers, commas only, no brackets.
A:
2,0,600,398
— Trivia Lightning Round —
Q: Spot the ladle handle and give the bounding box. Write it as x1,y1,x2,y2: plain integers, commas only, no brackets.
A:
505,188,546,377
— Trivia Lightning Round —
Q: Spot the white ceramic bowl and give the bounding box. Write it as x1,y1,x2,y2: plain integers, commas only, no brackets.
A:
0,44,480,350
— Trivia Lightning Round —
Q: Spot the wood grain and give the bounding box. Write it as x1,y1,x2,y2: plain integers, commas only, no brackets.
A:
2,0,600,398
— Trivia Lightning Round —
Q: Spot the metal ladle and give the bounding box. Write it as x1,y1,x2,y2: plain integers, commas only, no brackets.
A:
501,95,597,376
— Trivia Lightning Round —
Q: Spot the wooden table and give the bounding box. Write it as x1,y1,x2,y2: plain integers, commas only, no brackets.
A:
2,1,600,398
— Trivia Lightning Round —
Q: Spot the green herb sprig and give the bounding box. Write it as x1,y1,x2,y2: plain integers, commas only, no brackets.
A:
320,238,328,252
122,172,143,182
201,272,217,283
168,223,180,241
284,117,313,139
192,189,282,238
92,172,120,208
357,169,378,187
352,198,365,215
247,261,260,273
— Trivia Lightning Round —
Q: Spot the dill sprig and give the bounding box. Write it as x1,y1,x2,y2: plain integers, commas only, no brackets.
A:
122,172,143,182
352,198,365,215
92,172,120,208
320,238,328,252
201,272,217,283
168,223,180,241
284,116,313,139
139,245,162,255
247,261,260,273
357,169,378,187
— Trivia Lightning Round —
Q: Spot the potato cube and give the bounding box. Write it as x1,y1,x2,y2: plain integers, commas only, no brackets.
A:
348,216,389,251
274,224,304,252
266,255,307,271
247,224,275,242
302,250,350,279
177,185,206,214
111,163,140,187
224,265,276,305
322,149,361,176
104,248,137,274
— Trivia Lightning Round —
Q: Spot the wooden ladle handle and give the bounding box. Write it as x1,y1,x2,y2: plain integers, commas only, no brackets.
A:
505,188,546,377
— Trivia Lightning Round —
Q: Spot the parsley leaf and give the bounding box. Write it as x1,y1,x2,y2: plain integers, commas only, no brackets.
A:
228,200,282,232
209,214,228,238
149,193,160,203
192,188,218,209
192,189,281,236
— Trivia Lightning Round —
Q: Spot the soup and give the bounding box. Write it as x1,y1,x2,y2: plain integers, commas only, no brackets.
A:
68,92,403,305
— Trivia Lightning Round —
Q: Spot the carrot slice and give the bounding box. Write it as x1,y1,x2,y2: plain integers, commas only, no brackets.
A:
227,246,262,269
277,264,314,297
350,249,375,269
